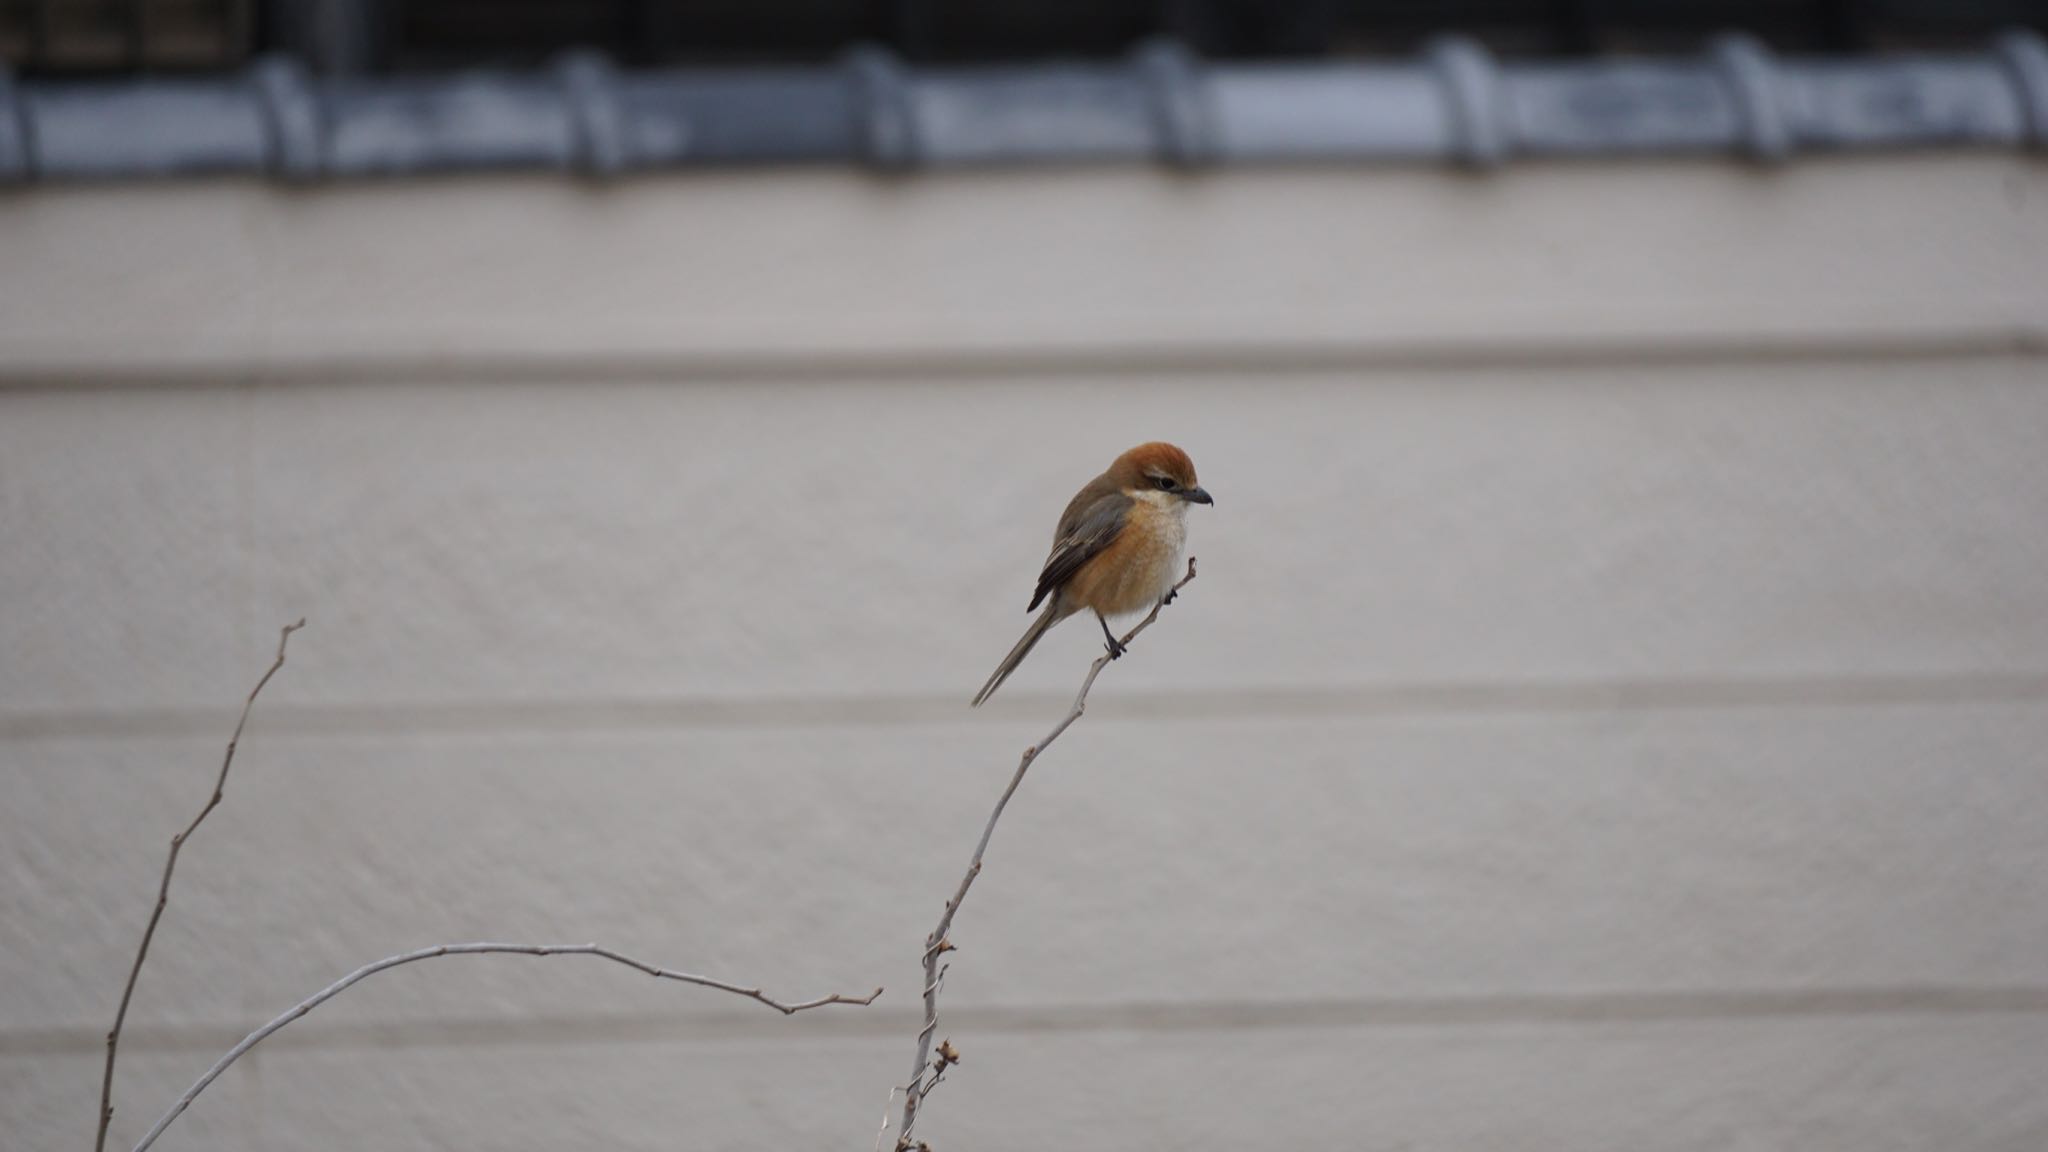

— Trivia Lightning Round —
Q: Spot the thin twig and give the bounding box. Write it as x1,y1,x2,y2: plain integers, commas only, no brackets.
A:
97,619,305,1152
896,558,1197,1149
129,942,883,1152
874,1086,903,1152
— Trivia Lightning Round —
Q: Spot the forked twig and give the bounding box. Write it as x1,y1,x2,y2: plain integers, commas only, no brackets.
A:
130,942,882,1152
101,619,883,1152
97,619,305,1152
895,558,1198,1149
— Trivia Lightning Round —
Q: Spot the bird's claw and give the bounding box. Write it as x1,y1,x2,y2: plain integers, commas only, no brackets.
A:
1104,637,1127,660
1162,589,1178,606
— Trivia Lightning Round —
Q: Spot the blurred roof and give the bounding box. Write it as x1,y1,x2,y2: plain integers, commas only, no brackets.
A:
8,1,2044,73
1,0,2044,181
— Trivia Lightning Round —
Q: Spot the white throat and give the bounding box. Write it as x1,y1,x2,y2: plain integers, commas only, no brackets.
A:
1126,488,1190,518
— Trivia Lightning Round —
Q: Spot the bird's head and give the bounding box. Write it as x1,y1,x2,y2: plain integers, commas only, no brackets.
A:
1110,441,1213,506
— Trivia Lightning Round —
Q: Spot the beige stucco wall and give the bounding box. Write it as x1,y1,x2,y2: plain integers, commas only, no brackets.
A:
5,158,2048,1151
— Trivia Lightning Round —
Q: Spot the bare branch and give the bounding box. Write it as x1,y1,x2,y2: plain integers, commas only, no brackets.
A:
130,941,883,1152
102,618,883,1151
896,558,1198,1148
98,619,305,1152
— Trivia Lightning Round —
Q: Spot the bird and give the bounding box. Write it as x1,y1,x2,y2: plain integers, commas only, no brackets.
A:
971,442,1212,707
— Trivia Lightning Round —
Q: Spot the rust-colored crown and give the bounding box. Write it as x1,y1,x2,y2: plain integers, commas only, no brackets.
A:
1111,441,1199,487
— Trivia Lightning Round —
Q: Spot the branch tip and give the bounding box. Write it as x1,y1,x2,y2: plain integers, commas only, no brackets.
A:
97,620,308,1152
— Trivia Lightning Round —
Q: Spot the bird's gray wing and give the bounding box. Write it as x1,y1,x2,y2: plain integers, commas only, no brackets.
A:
1027,490,1132,612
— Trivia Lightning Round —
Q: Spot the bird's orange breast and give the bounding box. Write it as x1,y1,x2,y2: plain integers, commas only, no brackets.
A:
1065,492,1187,617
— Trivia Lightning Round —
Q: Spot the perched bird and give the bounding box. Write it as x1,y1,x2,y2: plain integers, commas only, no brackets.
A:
971,442,1212,707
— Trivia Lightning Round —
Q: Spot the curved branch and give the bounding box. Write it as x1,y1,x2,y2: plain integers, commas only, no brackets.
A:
131,942,883,1152
896,557,1198,1149
98,619,304,1152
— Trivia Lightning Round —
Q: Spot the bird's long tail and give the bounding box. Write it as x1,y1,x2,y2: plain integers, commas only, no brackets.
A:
971,604,1061,707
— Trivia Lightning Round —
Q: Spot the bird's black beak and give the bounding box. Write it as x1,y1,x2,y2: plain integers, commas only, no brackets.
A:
1184,486,1214,506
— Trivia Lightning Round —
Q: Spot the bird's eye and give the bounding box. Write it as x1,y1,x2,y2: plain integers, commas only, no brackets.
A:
1154,475,1177,490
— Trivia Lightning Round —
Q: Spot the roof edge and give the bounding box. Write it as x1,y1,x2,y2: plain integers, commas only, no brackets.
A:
3,32,2046,183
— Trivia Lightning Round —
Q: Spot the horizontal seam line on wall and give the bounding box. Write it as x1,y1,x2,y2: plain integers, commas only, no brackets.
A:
10,985,2048,1057
5,672,2046,741
0,323,2042,389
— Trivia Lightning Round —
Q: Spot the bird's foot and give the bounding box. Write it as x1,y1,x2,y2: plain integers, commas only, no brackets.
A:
1162,588,1178,606
1104,636,1127,660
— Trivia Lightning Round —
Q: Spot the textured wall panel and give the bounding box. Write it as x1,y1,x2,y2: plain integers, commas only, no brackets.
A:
7,704,2046,1036
0,163,2043,375
16,1018,2048,1152
4,359,2047,712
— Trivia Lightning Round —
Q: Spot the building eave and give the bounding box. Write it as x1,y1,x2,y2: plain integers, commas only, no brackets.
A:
3,31,2046,183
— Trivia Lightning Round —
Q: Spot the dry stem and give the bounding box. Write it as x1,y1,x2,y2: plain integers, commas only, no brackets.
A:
97,619,304,1152
101,618,883,1152
895,558,1198,1148
130,942,882,1152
